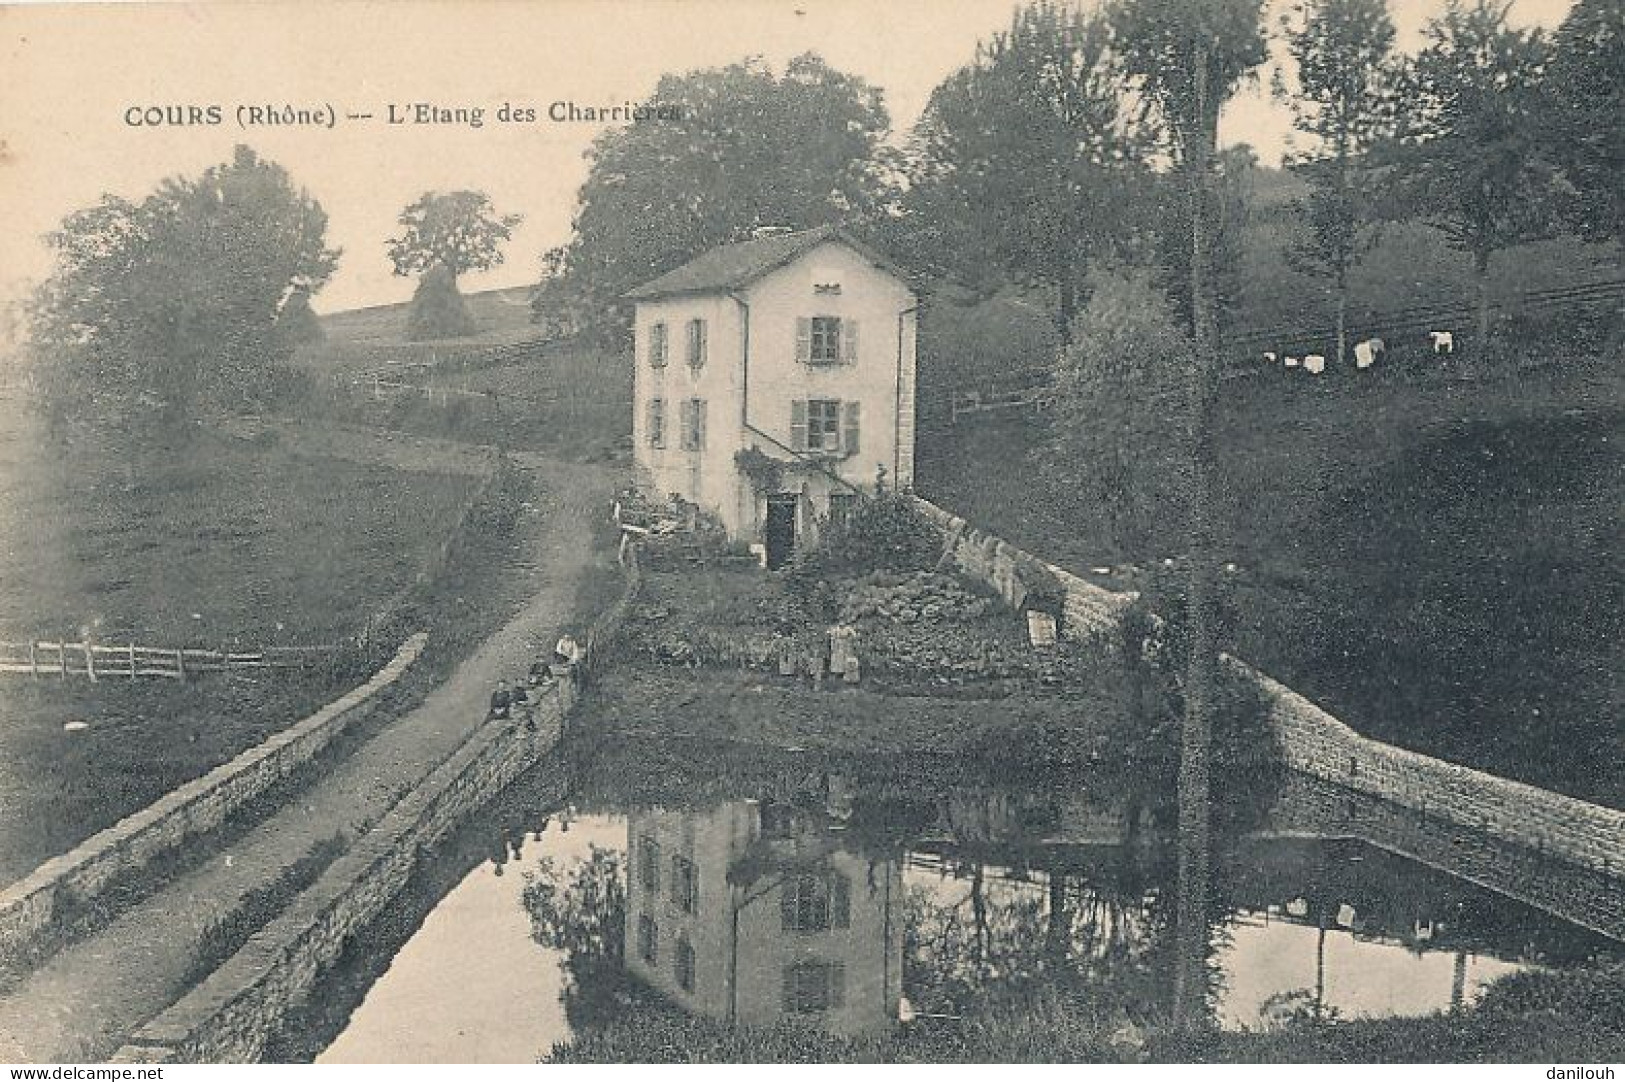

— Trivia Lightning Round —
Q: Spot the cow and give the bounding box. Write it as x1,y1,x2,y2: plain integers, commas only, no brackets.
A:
1263,351,1278,364
1353,336,1385,369
1304,354,1326,374
1284,355,1300,367
1430,330,1454,354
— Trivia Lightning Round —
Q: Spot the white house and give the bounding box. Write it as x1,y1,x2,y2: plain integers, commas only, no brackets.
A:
624,801,903,1037
625,225,918,568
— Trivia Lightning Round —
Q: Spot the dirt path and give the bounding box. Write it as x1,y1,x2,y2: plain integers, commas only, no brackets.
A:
0,454,616,1062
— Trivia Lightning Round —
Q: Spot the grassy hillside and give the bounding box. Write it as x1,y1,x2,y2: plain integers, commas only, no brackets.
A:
916,359,1624,809
287,288,631,461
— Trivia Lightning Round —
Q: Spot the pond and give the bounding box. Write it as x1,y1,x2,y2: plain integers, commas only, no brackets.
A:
283,743,1621,1063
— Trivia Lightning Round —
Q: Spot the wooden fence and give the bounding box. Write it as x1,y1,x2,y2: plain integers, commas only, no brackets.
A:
0,639,342,682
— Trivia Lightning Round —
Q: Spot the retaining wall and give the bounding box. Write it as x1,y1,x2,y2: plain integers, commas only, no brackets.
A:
910,496,1625,878
113,545,642,1063
0,634,427,965
911,497,1136,644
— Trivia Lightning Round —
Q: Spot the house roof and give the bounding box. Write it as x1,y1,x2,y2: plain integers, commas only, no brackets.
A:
623,225,911,301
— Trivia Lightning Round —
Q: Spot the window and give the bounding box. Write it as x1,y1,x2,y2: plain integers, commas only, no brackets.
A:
637,914,659,964
807,399,841,453
790,400,859,456
811,316,841,363
782,961,846,1013
685,318,707,368
828,493,857,529
795,317,858,366
680,398,706,451
675,935,696,992
671,855,698,914
638,836,661,896
648,321,668,368
781,871,851,933
646,398,665,449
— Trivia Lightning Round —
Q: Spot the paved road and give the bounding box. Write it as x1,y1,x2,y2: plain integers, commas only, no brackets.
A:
0,453,616,1062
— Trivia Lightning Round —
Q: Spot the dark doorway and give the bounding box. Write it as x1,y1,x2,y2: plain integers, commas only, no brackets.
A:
765,494,797,570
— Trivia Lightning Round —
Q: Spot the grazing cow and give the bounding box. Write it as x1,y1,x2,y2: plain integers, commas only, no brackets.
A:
1430,330,1454,354
1263,351,1278,364
1304,354,1326,374
1353,336,1385,369
1284,355,1300,367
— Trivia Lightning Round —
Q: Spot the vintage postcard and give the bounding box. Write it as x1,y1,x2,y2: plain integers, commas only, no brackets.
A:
0,0,1620,1071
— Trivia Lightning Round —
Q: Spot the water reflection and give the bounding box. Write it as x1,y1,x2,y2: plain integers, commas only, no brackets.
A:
308,752,1621,1061
625,798,903,1036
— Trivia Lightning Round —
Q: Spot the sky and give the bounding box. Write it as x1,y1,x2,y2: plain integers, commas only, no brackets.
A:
0,0,1577,316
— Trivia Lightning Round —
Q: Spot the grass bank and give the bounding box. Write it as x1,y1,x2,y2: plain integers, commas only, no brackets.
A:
545,963,1625,1064
0,406,508,883
917,361,1624,809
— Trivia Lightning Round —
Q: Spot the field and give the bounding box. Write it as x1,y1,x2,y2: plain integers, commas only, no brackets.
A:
291,285,631,460
916,358,1624,809
0,392,483,882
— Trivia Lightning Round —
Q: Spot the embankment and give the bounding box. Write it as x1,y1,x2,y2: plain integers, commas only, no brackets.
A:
912,495,1625,878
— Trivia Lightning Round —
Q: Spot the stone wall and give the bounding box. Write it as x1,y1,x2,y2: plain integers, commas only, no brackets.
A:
112,543,644,1064
0,634,428,966
1267,772,1625,942
910,497,1136,643
910,496,1625,879
1247,662,1625,878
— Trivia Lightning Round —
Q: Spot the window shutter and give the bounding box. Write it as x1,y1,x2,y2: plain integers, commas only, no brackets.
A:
695,399,706,450
842,401,860,455
781,882,798,932
790,399,808,452
843,319,858,365
782,966,797,1012
650,322,667,369
698,319,708,367
829,963,846,1008
796,317,812,364
830,873,850,929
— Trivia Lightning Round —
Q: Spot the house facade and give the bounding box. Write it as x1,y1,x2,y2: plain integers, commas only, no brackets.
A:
626,226,918,567
624,800,903,1038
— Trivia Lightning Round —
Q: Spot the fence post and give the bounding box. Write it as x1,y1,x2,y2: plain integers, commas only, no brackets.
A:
58,641,68,679
29,642,38,679
84,640,96,683
129,642,137,680
176,648,186,682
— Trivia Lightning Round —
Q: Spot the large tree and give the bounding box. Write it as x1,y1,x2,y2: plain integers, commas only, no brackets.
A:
553,54,891,334
1108,0,1267,1032
1544,0,1625,258
908,0,1150,339
388,190,521,341
1388,0,1560,348
1279,0,1398,367
30,145,338,440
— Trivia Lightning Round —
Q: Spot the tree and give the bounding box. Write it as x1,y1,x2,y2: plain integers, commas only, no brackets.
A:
555,54,891,336
1279,0,1398,367
406,263,476,340
388,190,521,340
908,1,1150,339
1108,0,1267,1032
1544,0,1625,256
1388,1,1560,348
1038,265,1191,561
274,286,325,346
29,145,338,441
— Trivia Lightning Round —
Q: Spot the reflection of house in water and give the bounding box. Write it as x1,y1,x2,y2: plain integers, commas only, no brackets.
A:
624,800,903,1037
